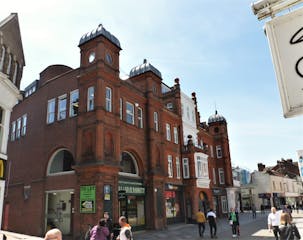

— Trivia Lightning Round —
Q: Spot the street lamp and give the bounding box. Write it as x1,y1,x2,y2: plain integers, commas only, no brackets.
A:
251,0,303,20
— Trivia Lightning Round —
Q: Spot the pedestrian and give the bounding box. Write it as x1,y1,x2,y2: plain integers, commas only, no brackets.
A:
116,216,132,240
228,208,240,238
196,208,206,237
252,204,257,219
280,223,301,240
104,212,113,240
268,207,281,240
44,228,62,240
207,209,217,239
90,218,110,240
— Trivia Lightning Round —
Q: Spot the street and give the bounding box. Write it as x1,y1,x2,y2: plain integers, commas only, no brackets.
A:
1,211,303,239
134,211,303,240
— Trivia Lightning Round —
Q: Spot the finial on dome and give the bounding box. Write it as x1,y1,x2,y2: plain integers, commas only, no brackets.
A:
174,78,180,84
143,59,147,64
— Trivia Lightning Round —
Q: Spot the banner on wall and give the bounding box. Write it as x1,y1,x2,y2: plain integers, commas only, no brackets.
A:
80,185,96,213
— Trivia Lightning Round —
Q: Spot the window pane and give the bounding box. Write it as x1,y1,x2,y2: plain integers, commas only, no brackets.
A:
47,99,55,123
154,112,159,132
138,108,143,128
16,118,21,139
126,102,134,124
106,87,112,112
21,114,27,136
70,90,79,117
58,96,67,120
87,87,95,111
11,121,16,141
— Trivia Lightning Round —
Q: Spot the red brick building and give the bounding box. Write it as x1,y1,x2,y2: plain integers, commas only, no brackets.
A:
5,24,233,238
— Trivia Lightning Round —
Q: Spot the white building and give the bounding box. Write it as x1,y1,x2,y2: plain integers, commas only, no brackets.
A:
0,13,24,228
251,169,303,210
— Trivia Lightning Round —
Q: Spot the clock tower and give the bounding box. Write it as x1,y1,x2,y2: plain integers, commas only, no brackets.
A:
75,24,122,227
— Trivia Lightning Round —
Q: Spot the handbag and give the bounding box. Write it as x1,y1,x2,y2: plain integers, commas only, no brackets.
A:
229,220,233,225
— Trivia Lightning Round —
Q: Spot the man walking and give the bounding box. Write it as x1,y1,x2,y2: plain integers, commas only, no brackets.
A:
268,207,280,240
196,209,206,237
207,209,217,239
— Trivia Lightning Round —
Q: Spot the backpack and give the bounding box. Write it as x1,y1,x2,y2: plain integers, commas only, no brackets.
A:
125,229,134,240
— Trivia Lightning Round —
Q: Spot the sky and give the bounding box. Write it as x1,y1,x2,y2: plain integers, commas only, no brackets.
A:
1,0,303,171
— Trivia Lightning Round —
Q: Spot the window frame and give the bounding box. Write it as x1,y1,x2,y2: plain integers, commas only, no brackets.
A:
216,145,223,158
154,112,159,132
137,107,143,128
16,117,21,139
69,89,79,117
21,114,27,136
11,121,16,141
196,156,203,178
168,155,173,178
213,167,216,184
57,94,67,121
173,127,178,144
218,168,225,184
105,87,112,112
87,86,95,112
176,157,181,179
126,102,134,125
166,123,171,141
221,196,228,213
183,158,190,179
47,98,56,124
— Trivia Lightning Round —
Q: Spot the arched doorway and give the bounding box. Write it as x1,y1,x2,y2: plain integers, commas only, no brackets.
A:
45,149,75,235
118,151,145,230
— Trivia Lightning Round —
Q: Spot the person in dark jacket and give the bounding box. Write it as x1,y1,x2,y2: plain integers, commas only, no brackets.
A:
280,223,301,240
207,209,217,239
104,212,113,240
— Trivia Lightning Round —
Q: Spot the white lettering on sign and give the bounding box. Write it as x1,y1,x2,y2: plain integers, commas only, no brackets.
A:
265,7,303,118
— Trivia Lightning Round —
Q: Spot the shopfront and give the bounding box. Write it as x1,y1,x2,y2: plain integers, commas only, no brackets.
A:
258,193,271,210
212,188,228,216
273,192,286,208
118,180,145,230
165,184,184,224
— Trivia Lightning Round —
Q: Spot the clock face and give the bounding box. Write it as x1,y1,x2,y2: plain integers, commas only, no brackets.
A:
88,52,95,63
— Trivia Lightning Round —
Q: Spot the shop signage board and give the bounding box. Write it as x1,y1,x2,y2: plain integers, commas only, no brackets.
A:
298,150,303,181
265,7,303,118
80,185,96,213
118,180,145,195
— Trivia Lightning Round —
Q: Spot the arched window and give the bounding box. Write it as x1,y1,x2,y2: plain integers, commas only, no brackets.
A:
120,151,139,176
47,149,75,175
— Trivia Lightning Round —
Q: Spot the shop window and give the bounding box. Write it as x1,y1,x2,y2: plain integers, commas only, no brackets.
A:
70,89,79,117
47,149,75,175
120,151,139,176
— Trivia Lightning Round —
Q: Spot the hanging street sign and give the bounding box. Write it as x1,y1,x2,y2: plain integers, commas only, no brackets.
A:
265,6,303,118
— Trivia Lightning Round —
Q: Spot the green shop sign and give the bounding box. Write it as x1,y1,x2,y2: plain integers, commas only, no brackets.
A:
80,185,96,213
118,181,145,195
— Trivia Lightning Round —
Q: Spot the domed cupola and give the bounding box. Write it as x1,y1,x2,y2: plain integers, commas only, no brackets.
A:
208,110,226,124
78,24,121,49
129,59,162,78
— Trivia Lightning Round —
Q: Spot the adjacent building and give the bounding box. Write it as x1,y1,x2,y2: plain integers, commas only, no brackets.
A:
0,13,24,228
251,161,303,210
5,23,234,238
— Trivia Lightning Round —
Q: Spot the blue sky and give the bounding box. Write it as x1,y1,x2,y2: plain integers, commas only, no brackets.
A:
1,0,303,171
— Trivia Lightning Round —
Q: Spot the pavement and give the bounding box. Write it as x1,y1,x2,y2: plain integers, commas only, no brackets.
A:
1,210,303,239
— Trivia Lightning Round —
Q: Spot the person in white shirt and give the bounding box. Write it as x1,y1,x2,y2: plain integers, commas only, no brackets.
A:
116,216,132,240
268,207,280,240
